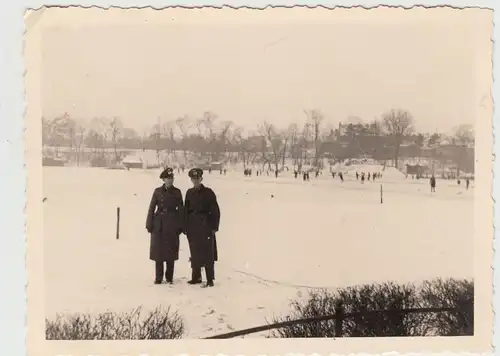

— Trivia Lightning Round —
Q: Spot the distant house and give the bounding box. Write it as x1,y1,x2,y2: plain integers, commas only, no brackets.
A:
122,154,144,169
405,163,428,175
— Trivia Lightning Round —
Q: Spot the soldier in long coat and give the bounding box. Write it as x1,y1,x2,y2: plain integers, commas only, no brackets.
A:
184,168,221,288
146,167,184,284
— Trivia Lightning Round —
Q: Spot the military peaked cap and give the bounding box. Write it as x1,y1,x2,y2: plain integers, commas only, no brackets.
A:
159,167,174,179
188,168,203,179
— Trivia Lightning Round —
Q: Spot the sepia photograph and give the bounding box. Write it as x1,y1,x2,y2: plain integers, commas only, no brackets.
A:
24,6,493,355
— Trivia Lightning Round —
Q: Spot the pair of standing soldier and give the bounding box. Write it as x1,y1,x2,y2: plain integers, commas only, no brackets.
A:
145,167,220,288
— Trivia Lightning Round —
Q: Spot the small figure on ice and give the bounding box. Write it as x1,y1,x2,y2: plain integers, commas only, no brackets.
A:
430,175,436,193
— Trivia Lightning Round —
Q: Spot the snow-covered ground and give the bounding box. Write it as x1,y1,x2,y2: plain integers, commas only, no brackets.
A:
43,166,474,338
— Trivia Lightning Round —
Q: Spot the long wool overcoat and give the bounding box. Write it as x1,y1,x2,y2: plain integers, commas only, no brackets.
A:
146,185,184,262
184,184,221,268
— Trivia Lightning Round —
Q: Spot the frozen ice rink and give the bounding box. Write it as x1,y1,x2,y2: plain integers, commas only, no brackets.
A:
43,166,474,338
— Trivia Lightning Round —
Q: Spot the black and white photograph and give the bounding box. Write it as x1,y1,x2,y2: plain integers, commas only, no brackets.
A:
24,5,493,354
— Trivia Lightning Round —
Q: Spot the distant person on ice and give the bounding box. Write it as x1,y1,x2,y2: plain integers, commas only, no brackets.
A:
339,172,344,182
145,167,184,285
430,175,436,193
184,168,221,288
361,172,365,183
466,178,470,190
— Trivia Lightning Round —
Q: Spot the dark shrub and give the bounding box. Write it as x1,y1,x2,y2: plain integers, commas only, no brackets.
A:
419,278,474,336
46,306,185,340
269,289,339,338
270,278,473,338
335,281,425,337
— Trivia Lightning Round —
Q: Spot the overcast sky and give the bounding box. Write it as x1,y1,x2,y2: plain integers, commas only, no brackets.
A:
40,8,491,134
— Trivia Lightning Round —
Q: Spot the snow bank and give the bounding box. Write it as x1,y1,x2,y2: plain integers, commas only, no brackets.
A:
43,166,474,338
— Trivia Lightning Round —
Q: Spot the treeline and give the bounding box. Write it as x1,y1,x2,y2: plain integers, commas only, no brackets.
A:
42,109,475,170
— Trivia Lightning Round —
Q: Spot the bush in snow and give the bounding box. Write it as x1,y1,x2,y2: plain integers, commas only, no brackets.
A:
269,278,473,338
418,278,474,336
46,306,185,340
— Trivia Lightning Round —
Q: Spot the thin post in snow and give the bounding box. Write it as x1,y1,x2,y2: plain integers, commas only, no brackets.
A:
380,184,383,204
116,207,121,240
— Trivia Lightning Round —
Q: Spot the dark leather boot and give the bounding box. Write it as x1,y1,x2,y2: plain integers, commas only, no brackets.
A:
154,261,164,284
203,264,215,287
187,267,202,284
165,261,175,284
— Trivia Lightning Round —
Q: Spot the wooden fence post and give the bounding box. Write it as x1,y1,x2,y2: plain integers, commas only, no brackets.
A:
116,207,120,240
335,304,344,337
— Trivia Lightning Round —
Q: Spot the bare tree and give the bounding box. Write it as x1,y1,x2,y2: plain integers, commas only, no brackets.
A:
151,117,164,165
195,111,218,161
175,115,191,163
428,132,442,147
450,124,475,176
109,117,123,163
281,123,300,169
121,127,141,149
233,126,258,169
73,119,87,166
259,121,286,176
215,120,233,162
84,117,109,166
381,109,414,169
304,109,324,168
453,124,475,146
163,120,177,152
298,122,312,170
46,113,76,156
286,123,300,168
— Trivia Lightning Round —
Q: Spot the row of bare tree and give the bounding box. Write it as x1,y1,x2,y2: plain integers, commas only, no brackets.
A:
42,109,475,170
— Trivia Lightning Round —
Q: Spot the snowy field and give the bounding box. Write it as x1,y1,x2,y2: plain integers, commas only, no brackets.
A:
43,166,474,338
